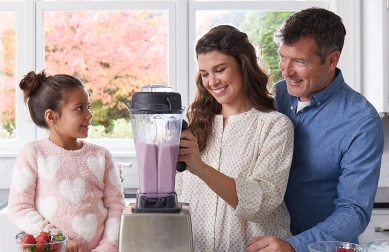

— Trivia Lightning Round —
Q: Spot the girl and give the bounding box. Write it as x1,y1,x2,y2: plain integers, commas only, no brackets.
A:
176,25,294,251
8,70,125,252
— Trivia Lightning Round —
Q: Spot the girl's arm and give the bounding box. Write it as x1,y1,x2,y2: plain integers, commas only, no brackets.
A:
91,150,125,251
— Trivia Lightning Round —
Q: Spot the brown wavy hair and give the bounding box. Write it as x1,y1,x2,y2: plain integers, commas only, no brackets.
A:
187,24,274,151
19,70,85,129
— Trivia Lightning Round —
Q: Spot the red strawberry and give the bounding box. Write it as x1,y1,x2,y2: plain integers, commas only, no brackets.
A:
36,240,49,252
338,248,354,252
20,234,36,249
35,231,50,244
50,243,60,252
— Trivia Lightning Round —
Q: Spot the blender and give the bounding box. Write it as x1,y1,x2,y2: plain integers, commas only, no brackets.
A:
118,85,193,252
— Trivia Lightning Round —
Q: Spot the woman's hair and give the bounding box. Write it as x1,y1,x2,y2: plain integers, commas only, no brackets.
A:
19,70,85,129
273,7,346,63
187,24,274,151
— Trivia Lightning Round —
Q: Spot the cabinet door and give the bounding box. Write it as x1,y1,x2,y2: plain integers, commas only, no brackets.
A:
359,209,389,245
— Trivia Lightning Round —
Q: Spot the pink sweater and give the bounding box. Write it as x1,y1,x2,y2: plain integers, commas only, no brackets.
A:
8,138,126,252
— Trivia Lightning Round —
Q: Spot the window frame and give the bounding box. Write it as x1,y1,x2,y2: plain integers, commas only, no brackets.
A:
188,0,329,100
35,1,176,156
1,0,363,157
0,2,36,157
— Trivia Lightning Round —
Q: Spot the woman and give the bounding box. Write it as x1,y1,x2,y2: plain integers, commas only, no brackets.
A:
176,24,294,251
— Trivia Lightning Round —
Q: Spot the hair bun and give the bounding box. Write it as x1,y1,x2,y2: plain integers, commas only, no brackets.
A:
19,70,47,103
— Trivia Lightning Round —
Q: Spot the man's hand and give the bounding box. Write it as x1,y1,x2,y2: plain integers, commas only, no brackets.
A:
245,236,295,252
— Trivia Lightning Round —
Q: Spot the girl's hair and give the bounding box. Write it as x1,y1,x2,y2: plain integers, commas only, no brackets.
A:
187,24,274,151
19,70,85,129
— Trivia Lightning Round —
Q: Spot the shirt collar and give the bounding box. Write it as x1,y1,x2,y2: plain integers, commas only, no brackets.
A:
308,68,344,107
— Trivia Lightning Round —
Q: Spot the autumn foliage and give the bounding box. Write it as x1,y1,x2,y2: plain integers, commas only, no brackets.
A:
1,10,168,137
44,10,168,132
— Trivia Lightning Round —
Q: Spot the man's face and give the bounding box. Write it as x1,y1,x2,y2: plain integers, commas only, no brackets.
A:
278,37,338,102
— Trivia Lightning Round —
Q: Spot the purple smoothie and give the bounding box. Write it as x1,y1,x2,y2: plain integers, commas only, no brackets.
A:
135,143,179,194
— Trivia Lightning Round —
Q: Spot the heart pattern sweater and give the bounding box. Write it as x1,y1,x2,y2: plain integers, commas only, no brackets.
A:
8,138,126,251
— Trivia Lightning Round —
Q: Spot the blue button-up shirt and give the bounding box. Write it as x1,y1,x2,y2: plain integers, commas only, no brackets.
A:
274,68,384,252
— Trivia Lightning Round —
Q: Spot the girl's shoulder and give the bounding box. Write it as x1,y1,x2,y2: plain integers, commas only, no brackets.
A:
20,138,48,151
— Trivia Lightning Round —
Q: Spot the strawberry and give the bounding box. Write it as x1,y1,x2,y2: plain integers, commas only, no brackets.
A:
35,231,50,244
49,243,60,252
338,248,355,252
35,240,49,252
20,234,36,249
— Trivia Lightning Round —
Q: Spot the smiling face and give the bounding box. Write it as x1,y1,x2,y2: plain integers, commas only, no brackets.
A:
48,87,92,148
198,50,251,114
278,37,339,102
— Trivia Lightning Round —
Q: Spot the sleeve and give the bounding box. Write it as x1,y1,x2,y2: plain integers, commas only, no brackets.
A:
8,144,59,234
233,114,294,221
287,116,384,252
91,150,126,251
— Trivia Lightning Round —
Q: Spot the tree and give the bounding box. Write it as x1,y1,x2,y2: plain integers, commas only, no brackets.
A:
44,10,168,134
0,28,16,137
240,11,295,84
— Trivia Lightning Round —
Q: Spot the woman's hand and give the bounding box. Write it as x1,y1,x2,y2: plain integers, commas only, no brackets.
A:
66,239,84,252
246,236,295,252
177,130,205,176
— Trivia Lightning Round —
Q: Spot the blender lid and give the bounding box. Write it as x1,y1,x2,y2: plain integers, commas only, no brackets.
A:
128,85,183,113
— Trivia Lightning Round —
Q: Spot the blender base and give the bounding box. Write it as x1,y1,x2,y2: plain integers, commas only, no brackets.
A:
118,202,193,252
133,192,180,213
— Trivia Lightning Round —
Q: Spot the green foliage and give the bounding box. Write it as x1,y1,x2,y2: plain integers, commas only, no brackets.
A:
240,11,295,85
0,120,15,139
0,124,15,139
88,124,107,139
108,118,132,138
88,118,132,139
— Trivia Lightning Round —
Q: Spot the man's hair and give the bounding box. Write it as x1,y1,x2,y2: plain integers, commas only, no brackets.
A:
274,7,346,63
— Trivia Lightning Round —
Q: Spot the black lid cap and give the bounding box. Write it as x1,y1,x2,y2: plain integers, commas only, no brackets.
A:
128,92,183,114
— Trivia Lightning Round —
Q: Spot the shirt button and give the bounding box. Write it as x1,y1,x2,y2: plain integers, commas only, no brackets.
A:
318,102,321,106
290,106,294,110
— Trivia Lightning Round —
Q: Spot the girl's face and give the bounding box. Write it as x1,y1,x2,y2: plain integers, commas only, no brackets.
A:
54,87,92,140
198,51,251,113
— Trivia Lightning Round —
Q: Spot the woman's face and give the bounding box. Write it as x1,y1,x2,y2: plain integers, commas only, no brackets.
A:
198,51,250,111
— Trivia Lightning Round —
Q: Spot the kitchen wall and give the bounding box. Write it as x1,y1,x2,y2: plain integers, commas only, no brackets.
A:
1,115,389,190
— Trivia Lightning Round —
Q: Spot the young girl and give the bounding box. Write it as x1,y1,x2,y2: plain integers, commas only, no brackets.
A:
176,25,294,251
8,70,126,251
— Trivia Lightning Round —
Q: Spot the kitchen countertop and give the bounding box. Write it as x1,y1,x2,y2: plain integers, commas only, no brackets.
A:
1,187,389,210
373,187,389,208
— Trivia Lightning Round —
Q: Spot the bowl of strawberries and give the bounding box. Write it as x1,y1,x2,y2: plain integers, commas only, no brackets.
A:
15,230,67,252
308,241,364,252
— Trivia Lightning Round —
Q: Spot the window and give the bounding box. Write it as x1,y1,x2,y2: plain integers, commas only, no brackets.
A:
0,11,16,139
38,4,171,140
2,0,347,156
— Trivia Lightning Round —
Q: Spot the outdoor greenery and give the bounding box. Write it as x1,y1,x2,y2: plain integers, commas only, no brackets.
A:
0,10,293,139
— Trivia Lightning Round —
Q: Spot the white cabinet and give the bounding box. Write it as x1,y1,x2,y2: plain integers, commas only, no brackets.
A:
362,0,389,113
359,208,389,245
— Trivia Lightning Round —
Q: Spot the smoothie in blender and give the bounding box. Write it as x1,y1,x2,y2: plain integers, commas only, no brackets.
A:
135,143,179,194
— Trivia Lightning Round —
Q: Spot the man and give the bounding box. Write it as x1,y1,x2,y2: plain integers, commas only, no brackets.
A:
246,7,384,252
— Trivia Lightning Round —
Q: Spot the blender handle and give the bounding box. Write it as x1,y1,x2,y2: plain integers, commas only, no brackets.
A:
176,120,188,172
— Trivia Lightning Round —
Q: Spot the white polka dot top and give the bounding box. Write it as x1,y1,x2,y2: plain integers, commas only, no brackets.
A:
176,108,294,252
